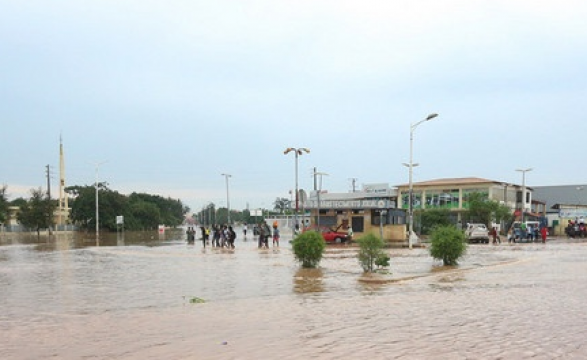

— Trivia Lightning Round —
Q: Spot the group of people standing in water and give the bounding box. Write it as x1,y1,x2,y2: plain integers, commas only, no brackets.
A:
186,224,236,249
255,221,280,248
186,221,281,249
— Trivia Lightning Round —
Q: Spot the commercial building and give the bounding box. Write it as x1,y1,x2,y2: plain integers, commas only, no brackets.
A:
533,184,587,235
304,183,406,242
304,177,538,243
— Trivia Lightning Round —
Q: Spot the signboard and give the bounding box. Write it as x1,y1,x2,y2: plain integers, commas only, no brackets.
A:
559,209,587,218
363,183,392,196
250,209,263,216
116,216,124,225
305,199,395,209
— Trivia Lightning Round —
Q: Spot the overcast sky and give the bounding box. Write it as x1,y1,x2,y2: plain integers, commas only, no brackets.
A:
2,0,587,213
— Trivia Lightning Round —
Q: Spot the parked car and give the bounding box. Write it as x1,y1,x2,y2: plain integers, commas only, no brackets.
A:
466,223,490,243
303,225,349,244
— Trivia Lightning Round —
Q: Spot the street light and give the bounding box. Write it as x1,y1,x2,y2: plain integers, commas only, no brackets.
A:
379,209,387,240
93,161,107,244
313,170,328,228
516,168,533,223
221,173,232,224
284,147,310,232
403,113,438,249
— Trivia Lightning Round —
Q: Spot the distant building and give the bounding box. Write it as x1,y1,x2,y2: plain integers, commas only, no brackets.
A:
395,177,533,223
303,177,542,242
533,185,587,235
304,183,406,242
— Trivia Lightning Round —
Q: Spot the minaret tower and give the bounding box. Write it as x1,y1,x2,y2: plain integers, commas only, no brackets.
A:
58,135,68,225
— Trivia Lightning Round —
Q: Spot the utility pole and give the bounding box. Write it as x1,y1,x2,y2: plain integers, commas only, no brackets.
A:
46,165,53,235
313,168,328,228
46,165,51,198
348,178,358,192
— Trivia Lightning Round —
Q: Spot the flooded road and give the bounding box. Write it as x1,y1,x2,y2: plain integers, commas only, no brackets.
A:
1,229,587,359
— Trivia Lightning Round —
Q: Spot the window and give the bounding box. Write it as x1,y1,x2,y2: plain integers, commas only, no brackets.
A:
400,191,423,209
425,189,459,209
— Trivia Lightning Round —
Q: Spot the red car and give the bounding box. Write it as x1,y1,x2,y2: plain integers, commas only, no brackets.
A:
303,225,349,243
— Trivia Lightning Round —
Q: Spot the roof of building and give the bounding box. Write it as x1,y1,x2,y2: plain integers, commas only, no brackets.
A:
309,189,397,201
533,185,587,208
396,177,521,188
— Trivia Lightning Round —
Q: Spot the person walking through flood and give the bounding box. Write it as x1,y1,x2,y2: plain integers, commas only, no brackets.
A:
262,221,272,248
186,227,195,244
200,226,207,248
272,224,280,247
540,226,548,243
227,226,236,249
213,225,221,247
258,222,266,248
491,226,500,245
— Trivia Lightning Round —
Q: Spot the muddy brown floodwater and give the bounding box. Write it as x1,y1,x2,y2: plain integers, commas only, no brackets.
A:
1,228,587,359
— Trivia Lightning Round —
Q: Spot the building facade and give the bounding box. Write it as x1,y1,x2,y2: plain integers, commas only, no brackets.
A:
303,183,407,242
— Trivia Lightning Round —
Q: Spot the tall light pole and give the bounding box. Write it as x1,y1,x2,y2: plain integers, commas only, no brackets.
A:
516,168,532,223
313,170,328,228
221,173,232,224
284,147,310,232
93,161,107,243
403,113,438,249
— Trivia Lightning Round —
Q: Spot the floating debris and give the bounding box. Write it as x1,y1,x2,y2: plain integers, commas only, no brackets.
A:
183,296,206,304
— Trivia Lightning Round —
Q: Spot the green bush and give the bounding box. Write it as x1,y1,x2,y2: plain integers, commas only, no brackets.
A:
357,233,389,272
375,254,391,269
429,225,467,266
292,230,326,268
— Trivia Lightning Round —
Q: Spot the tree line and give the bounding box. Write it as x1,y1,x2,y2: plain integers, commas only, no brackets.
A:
0,184,189,234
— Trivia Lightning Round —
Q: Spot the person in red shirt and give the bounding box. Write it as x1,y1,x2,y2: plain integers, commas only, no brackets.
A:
491,227,500,245
540,226,548,244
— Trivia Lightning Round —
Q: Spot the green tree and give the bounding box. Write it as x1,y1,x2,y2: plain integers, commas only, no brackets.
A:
292,231,326,268
17,188,56,236
67,186,189,232
429,225,467,266
128,200,161,230
357,233,390,273
273,197,291,214
418,208,453,235
67,185,97,229
128,193,187,227
196,203,217,225
0,185,8,225
10,197,28,208
465,192,513,229
68,184,127,232
215,207,229,224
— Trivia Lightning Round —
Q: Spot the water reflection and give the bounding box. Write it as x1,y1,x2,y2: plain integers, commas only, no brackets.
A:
293,267,324,293
3,233,587,359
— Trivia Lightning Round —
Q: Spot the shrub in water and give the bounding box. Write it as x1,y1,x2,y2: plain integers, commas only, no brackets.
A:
357,233,389,272
429,225,467,266
292,230,326,268
375,254,391,269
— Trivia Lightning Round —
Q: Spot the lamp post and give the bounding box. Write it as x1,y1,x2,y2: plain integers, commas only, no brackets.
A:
516,168,532,223
284,147,310,232
93,161,107,244
313,170,328,228
379,209,387,240
403,113,438,249
221,173,232,224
